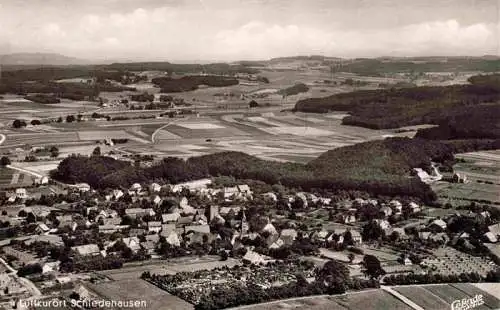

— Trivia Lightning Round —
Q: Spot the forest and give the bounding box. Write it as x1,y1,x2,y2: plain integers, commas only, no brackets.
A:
294,74,500,139
151,75,239,93
51,137,466,202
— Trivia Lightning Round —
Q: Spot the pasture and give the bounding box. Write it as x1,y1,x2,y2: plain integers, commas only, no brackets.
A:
87,279,193,310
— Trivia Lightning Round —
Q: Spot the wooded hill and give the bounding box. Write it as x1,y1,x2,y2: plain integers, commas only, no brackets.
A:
294,74,500,140
51,137,469,203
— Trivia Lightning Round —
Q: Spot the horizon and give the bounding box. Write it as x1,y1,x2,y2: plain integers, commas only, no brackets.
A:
0,0,498,62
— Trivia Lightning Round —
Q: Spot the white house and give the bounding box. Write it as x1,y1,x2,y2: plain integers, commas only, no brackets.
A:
147,221,162,233
15,188,28,200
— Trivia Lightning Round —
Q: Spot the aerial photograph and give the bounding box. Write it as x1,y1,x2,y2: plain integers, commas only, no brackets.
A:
0,0,498,309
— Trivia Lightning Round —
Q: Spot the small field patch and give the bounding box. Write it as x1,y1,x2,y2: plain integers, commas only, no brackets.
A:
266,126,334,137
177,123,225,130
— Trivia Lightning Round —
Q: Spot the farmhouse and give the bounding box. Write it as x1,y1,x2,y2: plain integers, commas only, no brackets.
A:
71,244,101,257
148,221,162,233
122,237,141,252
74,183,91,193
162,212,180,223
15,188,28,200
125,208,155,218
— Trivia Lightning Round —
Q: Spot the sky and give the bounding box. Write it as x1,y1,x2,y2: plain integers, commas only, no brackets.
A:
0,0,498,62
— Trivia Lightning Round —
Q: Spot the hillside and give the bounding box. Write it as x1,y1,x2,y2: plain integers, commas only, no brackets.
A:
0,53,89,66
294,74,500,139
52,137,462,202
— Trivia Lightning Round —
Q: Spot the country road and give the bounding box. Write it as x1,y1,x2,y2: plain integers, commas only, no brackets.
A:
151,116,190,143
0,257,42,297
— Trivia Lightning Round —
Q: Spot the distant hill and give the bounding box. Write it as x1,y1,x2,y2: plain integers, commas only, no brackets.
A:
0,53,90,66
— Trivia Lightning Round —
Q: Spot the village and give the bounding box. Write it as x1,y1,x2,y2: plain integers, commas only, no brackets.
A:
0,164,497,309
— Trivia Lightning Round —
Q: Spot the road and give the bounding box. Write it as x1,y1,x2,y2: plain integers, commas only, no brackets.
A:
6,165,44,179
0,257,42,297
381,286,424,310
151,116,190,144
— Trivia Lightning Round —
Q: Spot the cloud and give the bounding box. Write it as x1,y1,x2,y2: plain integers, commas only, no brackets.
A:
0,2,497,61
211,19,499,59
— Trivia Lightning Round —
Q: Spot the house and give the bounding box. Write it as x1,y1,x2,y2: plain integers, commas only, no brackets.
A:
209,205,219,221
488,223,500,238
350,230,363,244
71,244,101,257
36,223,50,235
210,214,226,225
150,183,162,193
185,224,210,234
269,238,285,249
294,192,308,208
280,229,297,245
484,232,498,243
374,219,391,230
74,183,91,193
171,178,212,193
262,192,277,202
130,183,142,192
15,188,28,200
452,172,468,183
179,197,195,215
429,219,447,231
237,184,252,196
122,237,141,253
112,189,124,200
42,261,60,274
389,200,402,213
34,176,49,185
311,230,334,243
162,213,180,223
342,214,356,224
25,235,64,247
408,202,421,213
99,224,125,234
147,221,162,233
177,216,194,226
164,231,181,246
219,206,240,216
243,250,269,264
194,210,208,225
161,224,176,236
152,195,162,206
380,206,393,217
261,223,278,236
125,208,155,219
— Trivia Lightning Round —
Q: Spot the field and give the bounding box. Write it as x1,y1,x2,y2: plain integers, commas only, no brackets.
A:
433,150,500,205
239,284,500,310
98,256,240,281
87,279,193,310
0,167,34,188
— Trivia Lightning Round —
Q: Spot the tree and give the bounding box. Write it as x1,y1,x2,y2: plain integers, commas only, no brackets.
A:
56,116,63,123
315,260,349,288
348,253,355,263
362,255,385,279
50,146,59,158
66,115,76,123
92,147,101,156
30,119,41,126
12,119,27,128
0,156,11,166
249,100,259,108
